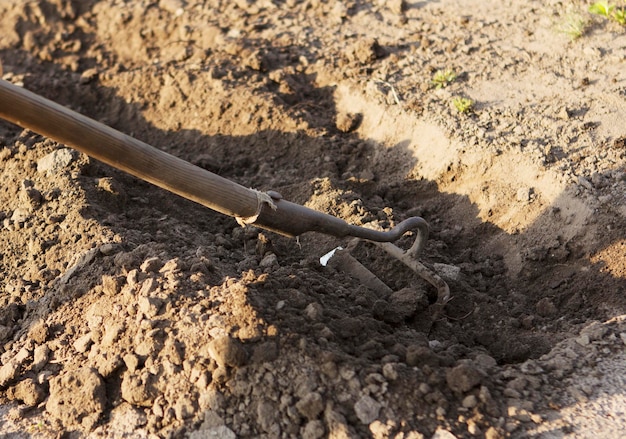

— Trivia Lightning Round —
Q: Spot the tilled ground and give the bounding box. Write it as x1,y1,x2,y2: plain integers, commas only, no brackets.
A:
1,1,626,438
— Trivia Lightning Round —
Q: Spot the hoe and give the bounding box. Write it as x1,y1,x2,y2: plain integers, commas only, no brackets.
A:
0,78,449,308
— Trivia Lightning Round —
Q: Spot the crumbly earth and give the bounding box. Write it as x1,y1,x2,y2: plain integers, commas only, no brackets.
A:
0,0,625,438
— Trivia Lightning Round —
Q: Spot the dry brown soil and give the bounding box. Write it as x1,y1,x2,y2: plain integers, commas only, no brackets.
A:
1,0,626,438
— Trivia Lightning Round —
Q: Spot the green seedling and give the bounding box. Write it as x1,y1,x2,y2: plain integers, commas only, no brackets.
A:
589,1,614,17
612,7,626,24
452,96,474,114
431,69,457,89
589,1,626,25
557,13,587,39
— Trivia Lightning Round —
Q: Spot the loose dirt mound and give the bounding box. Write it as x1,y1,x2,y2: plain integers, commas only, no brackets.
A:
1,1,625,438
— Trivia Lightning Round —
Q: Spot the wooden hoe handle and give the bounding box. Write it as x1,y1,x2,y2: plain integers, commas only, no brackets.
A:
0,79,428,247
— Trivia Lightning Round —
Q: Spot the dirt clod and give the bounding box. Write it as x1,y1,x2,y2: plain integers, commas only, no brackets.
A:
46,368,106,430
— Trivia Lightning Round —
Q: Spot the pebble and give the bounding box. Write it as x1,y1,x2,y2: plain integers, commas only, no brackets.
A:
74,332,94,353
462,394,478,408
432,428,457,438
259,253,278,268
305,302,324,320
138,296,162,318
382,363,398,381
446,363,482,393
37,148,74,175
354,394,381,424
141,256,162,273
32,344,50,372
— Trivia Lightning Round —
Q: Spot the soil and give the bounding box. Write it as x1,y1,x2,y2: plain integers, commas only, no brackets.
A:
1,0,625,438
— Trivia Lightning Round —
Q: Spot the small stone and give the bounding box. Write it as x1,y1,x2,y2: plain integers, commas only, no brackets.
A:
432,428,458,439
99,243,120,256
10,207,30,224
259,253,278,268
557,106,571,120
516,187,531,203
354,394,381,424
37,149,74,175
467,419,482,436
123,353,140,373
462,394,478,408
140,256,162,273
382,363,398,381
485,426,502,439
305,302,324,320
138,296,162,318
73,333,93,353
473,353,497,371
575,333,590,346
387,0,406,14
446,363,482,393
32,344,50,371
296,392,324,420
208,336,247,368
160,0,185,15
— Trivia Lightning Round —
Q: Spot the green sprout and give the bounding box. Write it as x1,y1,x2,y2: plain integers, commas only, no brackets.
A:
452,96,474,114
431,69,457,89
589,1,614,17
589,1,626,25
557,12,587,39
612,7,626,24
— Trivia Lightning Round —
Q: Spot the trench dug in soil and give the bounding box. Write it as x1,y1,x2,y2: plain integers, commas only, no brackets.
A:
1,1,626,438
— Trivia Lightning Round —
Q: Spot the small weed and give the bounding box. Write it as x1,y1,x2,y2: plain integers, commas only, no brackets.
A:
431,69,457,89
613,7,626,24
452,96,474,114
589,1,614,17
557,12,587,39
589,1,626,25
